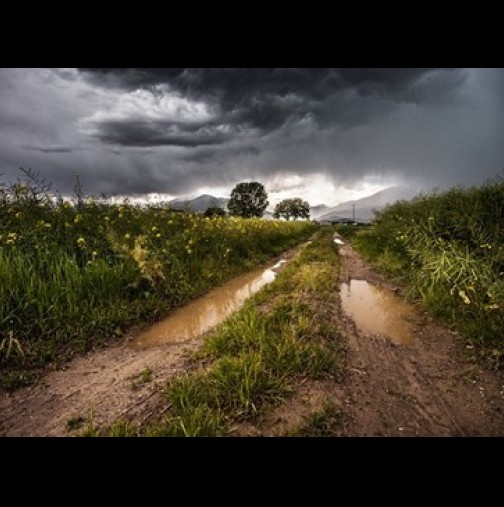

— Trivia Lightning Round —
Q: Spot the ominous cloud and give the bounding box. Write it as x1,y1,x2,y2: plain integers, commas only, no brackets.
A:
0,68,503,205
78,68,459,147
22,146,73,154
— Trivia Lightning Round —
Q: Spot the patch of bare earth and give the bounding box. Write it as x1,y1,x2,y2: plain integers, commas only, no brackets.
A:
3,241,503,437
0,337,201,436
238,241,504,437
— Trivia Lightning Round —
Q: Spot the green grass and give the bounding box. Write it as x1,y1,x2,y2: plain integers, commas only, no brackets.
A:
107,420,141,437
129,366,153,390
291,402,345,437
338,178,504,369
146,405,226,437
66,415,86,432
0,175,317,389
143,227,345,436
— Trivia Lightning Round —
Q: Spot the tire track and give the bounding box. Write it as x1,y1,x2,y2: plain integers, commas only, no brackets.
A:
337,242,504,437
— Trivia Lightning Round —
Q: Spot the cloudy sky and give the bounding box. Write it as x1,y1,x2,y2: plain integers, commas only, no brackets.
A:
0,68,503,206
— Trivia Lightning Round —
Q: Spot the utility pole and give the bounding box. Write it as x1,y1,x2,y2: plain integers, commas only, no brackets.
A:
353,203,356,224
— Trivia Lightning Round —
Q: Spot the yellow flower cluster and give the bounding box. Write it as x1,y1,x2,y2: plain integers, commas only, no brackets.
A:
4,232,19,245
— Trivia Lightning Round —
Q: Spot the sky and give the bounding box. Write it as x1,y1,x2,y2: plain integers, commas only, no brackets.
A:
0,68,503,207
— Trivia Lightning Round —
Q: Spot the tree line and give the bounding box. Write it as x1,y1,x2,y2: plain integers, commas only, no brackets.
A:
205,181,310,221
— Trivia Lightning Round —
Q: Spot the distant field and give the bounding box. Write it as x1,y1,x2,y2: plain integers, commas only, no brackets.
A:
0,181,316,389
339,179,504,368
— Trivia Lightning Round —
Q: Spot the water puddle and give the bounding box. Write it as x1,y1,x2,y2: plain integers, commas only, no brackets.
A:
340,279,415,345
131,260,285,350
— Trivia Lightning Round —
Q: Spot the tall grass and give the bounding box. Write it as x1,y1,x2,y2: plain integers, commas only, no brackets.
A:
341,179,504,368
0,175,317,388
147,228,345,436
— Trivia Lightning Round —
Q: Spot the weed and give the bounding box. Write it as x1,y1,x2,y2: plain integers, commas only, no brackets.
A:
130,366,153,390
66,415,86,432
141,367,153,384
80,410,100,437
292,402,345,437
146,405,225,437
107,420,139,437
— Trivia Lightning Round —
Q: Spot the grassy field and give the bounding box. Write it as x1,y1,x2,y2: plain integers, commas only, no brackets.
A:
101,227,345,437
0,177,317,389
338,179,504,369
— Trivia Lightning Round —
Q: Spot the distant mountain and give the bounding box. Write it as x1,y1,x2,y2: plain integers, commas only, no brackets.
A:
169,194,229,213
309,204,330,219
317,186,418,223
165,187,418,222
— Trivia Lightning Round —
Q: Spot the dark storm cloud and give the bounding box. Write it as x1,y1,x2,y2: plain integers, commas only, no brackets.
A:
22,145,74,153
77,68,460,148
79,67,437,101
89,119,233,147
1,68,503,201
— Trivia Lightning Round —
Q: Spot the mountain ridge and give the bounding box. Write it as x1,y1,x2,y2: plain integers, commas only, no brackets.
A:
166,186,418,221
316,186,418,223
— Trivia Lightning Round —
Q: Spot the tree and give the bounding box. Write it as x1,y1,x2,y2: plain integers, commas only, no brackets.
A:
273,198,310,221
204,205,226,217
227,181,269,218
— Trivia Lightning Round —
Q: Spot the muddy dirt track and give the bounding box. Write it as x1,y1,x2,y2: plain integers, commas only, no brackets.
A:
0,248,298,437
1,241,503,436
238,241,504,437
337,242,504,436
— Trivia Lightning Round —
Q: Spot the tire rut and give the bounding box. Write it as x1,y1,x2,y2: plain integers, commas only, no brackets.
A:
337,241,504,437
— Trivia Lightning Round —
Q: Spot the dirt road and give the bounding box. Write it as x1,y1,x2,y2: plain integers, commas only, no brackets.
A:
0,247,299,437
2,241,503,437
237,241,504,437
337,242,504,436
0,336,199,436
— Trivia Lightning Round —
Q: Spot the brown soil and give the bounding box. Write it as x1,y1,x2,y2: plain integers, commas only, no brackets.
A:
2,241,503,437
0,338,199,436
239,241,504,437
338,243,504,436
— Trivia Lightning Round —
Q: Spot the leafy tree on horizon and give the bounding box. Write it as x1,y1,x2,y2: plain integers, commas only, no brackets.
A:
204,205,226,217
228,181,269,218
273,198,310,221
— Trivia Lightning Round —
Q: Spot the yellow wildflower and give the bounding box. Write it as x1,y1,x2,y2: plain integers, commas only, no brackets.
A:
458,290,471,305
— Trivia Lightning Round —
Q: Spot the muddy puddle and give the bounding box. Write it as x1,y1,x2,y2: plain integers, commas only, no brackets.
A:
131,260,287,350
340,279,415,345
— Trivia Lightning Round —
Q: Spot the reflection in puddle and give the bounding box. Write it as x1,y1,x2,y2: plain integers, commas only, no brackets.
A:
131,263,281,350
340,279,414,345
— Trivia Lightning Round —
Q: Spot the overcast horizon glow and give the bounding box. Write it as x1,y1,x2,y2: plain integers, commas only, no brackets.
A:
0,68,502,207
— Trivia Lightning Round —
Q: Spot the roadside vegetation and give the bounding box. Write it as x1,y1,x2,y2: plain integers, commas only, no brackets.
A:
290,402,346,437
338,179,504,369
0,172,316,390
96,227,344,437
